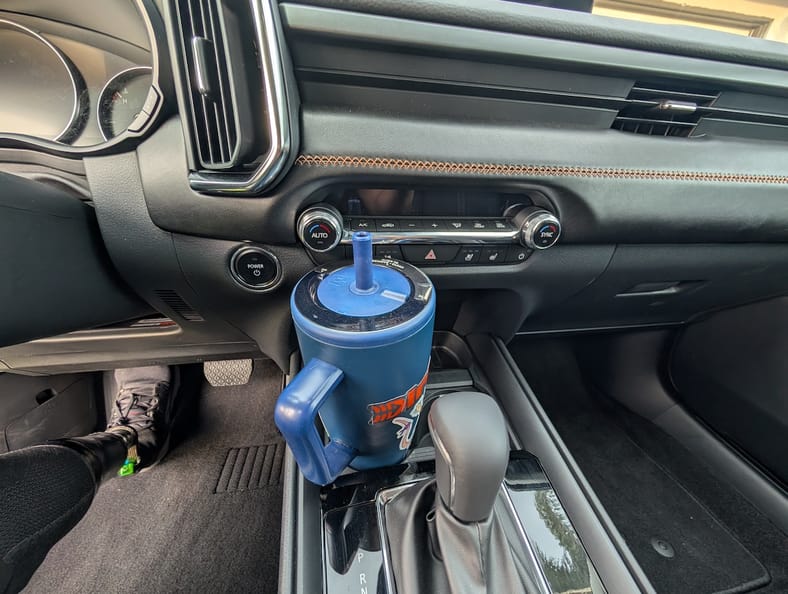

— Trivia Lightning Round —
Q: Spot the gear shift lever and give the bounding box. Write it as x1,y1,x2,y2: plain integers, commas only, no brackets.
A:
429,392,509,522
383,392,536,593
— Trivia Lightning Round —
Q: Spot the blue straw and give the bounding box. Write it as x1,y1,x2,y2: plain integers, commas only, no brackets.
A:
352,231,374,291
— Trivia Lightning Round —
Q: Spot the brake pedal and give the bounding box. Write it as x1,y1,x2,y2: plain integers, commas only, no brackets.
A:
204,359,253,387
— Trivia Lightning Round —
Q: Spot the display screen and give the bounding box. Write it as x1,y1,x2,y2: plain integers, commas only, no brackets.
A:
325,188,530,218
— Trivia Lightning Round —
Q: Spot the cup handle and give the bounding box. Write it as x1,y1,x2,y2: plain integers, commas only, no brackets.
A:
274,358,357,485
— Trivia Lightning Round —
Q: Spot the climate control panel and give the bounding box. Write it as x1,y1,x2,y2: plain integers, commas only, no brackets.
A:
296,204,561,266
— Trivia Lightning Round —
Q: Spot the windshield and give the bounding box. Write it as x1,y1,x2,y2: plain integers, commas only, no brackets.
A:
537,0,788,44
593,0,788,42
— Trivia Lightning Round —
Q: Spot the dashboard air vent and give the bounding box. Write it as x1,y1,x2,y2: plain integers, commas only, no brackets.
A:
612,83,719,137
175,0,240,169
171,0,293,195
613,81,788,141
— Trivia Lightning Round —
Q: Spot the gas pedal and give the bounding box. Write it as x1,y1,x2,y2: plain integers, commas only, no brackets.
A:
203,359,253,387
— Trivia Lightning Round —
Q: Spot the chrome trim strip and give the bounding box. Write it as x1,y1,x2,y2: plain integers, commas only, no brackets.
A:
516,321,684,336
428,412,456,509
501,486,555,594
339,229,520,244
188,0,292,194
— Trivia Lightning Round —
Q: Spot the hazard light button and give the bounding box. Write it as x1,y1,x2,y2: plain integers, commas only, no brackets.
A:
401,245,459,265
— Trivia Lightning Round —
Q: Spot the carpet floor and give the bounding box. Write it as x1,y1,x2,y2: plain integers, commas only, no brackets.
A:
511,339,788,594
25,360,285,594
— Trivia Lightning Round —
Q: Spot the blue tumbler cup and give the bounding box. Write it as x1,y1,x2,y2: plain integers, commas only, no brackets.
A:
275,232,435,485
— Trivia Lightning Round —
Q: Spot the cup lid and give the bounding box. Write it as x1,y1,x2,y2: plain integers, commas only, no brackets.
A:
291,232,434,344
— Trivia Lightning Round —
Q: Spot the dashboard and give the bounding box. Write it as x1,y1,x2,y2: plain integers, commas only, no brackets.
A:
1,0,788,376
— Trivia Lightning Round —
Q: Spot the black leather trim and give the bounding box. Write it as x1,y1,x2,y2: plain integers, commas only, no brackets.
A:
138,115,788,247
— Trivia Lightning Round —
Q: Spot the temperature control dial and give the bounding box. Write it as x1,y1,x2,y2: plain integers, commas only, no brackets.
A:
512,207,561,250
297,205,343,252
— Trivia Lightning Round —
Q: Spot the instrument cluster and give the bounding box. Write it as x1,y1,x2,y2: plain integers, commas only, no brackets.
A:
0,11,157,148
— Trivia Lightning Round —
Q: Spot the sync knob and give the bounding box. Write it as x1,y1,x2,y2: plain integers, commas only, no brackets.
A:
512,207,561,250
297,205,343,252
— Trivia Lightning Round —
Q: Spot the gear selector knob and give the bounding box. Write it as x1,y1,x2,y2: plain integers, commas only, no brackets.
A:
428,392,509,522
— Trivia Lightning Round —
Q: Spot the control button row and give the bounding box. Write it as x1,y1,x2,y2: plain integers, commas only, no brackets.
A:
348,218,512,232
372,244,532,265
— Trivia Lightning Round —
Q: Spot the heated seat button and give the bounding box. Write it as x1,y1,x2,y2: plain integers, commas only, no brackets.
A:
479,246,506,264
401,245,459,264
231,247,281,291
453,246,482,264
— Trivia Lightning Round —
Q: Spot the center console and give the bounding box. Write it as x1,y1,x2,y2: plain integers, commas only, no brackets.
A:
278,334,643,594
277,191,648,593
323,450,599,594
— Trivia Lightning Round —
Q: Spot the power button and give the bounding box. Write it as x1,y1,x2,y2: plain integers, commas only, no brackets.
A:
230,246,282,291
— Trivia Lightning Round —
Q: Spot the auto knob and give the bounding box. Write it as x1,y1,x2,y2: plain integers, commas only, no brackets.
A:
511,206,561,250
297,205,343,252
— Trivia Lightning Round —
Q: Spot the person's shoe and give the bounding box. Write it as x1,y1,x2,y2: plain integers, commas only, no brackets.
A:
105,365,179,471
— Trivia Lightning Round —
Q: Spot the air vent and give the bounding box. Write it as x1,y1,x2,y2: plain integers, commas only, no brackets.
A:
613,82,788,141
154,289,204,322
613,83,719,137
172,0,293,195
175,0,240,169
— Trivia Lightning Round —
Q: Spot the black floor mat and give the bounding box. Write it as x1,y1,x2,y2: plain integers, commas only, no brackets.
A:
24,360,285,594
510,339,782,594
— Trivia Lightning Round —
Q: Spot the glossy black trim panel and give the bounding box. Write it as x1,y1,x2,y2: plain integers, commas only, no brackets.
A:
468,334,653,593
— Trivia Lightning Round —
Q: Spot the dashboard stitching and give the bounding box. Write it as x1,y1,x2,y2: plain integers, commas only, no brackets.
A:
295,155,788,184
